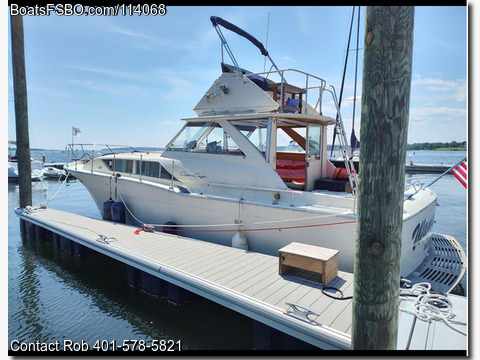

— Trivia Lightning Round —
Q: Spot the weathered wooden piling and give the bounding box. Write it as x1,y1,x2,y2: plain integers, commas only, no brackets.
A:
10,14,32,208
352,6,414,350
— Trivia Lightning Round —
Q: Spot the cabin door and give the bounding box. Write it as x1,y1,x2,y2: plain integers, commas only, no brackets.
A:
305,124,322,191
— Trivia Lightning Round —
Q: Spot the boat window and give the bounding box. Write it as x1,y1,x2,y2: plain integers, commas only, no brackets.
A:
194,124,241,155
281,141,304,153
307,124,322,156
138,161,160,177
114,159,134,174
132,160,177,180
167,121,243,155
231,119,268,153
103,159,113,170
160,165,175,180
166,122,212,152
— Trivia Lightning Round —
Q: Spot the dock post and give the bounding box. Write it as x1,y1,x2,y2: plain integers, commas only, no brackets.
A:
19,218,26,236
253,320,318,350
34,225,51,242
10,14,32,208
24,220,36,240
352,6,414,350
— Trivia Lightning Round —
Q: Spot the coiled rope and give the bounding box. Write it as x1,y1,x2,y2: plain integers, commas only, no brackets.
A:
400,282,467,337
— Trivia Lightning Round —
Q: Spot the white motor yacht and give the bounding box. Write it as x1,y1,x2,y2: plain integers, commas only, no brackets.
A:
65,16,451,280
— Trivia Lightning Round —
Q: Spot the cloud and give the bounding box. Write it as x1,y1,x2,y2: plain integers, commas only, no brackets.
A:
294,7,316,36
67,65,144,82
343,95,362,103
27,85,71,99
412,76,466,102
69,79,149,97
101,20,218,54
409,106,467,127
104,24,174,48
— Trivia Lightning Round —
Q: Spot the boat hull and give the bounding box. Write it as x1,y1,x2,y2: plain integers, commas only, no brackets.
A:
70,169,437,276
8,161,44,181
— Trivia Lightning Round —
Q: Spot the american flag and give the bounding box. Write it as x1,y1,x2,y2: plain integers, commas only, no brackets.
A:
451,158,467,188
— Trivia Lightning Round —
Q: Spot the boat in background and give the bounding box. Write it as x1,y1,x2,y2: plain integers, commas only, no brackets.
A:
43,166,67,180
8,140,44,181
65,16,465,290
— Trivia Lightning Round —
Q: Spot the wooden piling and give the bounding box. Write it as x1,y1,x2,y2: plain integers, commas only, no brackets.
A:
10,14,32,208
352,6,414,350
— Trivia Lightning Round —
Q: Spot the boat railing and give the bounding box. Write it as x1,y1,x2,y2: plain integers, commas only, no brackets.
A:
245,68,359,194
66,143,140,172
404,179,424,200
65,143,165,166
247,68,331,116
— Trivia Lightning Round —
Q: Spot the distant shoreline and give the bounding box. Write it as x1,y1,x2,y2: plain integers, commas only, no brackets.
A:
406,141,466,151
433,148,467,151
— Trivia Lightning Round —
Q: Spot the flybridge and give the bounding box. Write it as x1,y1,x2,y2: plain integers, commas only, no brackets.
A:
203,16,359,193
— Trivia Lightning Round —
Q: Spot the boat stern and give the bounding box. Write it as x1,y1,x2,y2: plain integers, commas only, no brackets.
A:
401,186,438,277
403,233,466,293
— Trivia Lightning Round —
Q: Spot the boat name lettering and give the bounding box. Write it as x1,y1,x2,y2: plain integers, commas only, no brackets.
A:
412,217,434,247
180,171,206,179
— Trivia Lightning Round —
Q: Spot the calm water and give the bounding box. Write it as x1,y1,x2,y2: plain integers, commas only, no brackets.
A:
8,150,467,352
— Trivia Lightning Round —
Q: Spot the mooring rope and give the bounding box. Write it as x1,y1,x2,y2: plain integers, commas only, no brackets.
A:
117,191,356,234
117,192,240,230
24,171,71,213
399,282,467,337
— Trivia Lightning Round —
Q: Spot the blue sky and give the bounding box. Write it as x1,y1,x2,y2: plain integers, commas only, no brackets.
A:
6,5,468,150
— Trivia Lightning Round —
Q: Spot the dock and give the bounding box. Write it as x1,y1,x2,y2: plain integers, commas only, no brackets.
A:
330,160,452,174
15,207,467,352
405,164,452,173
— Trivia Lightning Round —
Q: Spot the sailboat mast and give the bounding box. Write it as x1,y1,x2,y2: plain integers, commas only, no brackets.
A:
350,6,361,151
331,6,356,158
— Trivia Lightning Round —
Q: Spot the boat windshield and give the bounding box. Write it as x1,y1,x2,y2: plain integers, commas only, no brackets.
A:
166,122,243,155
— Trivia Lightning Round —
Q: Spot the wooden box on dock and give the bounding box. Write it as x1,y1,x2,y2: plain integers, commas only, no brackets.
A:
278,242,339,285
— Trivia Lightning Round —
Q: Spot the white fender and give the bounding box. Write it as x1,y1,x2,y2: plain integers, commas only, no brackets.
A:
232,231,248,250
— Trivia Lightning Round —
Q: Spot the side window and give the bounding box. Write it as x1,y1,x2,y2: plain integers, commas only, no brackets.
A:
160,165,174,180
142,161,160,178
103,159,113,171
232,119,269,158
115,159,134,173
240,127,267,152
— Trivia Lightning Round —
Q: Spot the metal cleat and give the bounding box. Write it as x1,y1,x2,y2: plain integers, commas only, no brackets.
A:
284,302,319,325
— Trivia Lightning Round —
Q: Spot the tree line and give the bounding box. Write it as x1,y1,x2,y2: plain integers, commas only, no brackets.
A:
406,140,467,150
